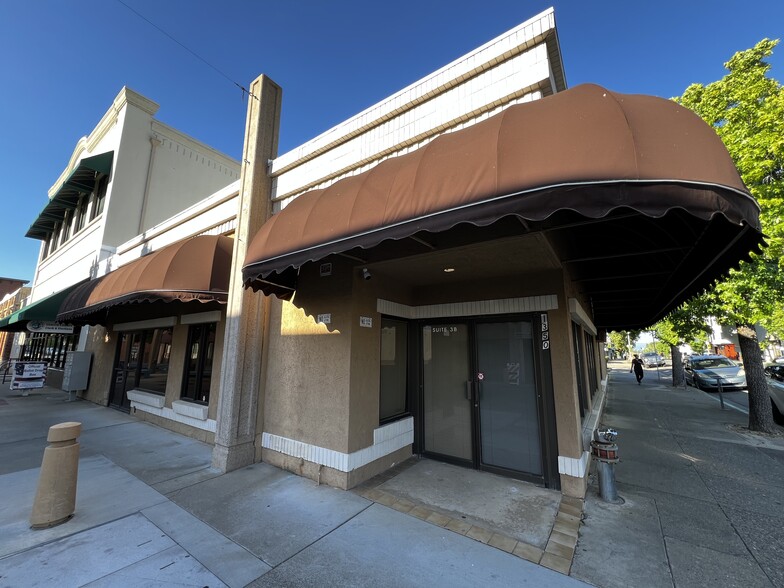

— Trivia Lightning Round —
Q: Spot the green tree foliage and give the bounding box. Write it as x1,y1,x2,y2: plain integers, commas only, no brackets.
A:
607,330,641,359
676,39,784,432
653,300,713,386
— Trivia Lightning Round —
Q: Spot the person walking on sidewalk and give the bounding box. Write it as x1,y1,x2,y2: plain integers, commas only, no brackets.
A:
630,354,644,384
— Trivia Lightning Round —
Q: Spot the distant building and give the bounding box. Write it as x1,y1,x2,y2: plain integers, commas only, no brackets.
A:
0,281,30,363
3,87,239,396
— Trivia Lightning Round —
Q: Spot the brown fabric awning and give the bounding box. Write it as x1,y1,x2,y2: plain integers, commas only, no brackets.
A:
242,84,763,328
58,235,233,325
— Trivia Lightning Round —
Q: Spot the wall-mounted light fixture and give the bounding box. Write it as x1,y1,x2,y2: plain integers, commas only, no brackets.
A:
362,268,372,280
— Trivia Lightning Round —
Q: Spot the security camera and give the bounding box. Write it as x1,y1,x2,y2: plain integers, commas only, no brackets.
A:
362,268,372,280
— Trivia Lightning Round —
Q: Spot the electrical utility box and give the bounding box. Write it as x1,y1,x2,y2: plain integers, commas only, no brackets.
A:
62,351,92,392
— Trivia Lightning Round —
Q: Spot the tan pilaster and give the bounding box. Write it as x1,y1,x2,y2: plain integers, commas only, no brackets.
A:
212,75,282,472
548,297,585,495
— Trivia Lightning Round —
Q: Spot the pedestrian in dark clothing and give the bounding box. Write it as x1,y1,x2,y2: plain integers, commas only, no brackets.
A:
630,354,644,384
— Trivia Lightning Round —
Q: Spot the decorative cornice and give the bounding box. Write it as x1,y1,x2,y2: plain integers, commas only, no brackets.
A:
49,87,160,198
151,119,240,171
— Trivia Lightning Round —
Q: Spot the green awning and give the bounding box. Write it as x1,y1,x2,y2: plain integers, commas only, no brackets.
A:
26,152,114,240
0,282,85,332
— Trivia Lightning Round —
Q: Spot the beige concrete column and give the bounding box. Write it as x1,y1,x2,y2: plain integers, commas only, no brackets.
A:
212,75,282,472
30,422,81,528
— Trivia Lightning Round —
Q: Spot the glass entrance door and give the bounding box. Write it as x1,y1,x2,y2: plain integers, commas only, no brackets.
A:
420,318,543,479
422,324,472,462
109,331,141,410
476,320,542,476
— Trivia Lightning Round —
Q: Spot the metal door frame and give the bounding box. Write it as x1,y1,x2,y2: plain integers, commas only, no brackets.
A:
412,312,559,488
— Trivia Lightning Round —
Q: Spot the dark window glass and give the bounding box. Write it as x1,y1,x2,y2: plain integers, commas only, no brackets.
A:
181,323,217,404
138,328,172,394
380,317,408,422
584,333,598,396
51,223,61,251
74,196,88,232
62,210,73,242
572,322,586,418
90,176,108,221
108,327,171,409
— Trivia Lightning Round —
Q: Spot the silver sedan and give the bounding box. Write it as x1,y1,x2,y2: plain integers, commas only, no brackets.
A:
685,355,746,391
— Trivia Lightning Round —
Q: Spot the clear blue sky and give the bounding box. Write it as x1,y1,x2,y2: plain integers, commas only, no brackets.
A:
1,0,782,283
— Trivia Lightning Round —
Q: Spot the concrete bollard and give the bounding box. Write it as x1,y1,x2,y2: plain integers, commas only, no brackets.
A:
30,422,82,529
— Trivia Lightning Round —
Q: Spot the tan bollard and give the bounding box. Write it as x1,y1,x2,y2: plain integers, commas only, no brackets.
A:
30,422,82,529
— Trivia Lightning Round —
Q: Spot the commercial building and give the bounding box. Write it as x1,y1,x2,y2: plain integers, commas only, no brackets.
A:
211,8,762,497
4,86,240,420
0,280,30,364
8,8,763,501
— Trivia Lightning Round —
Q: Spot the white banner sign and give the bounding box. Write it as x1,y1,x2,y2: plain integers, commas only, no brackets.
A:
27,321,74,334
11,361,47,390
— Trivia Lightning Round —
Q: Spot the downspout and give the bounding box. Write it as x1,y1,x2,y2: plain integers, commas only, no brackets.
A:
138,137,161,234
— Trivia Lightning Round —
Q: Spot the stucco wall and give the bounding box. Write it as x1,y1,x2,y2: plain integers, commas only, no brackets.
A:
263,259,354,453
347,273,381,452
164,324,189,407
141,122,239,232
101,101,239,249
100,105,148,248
32,220,107,299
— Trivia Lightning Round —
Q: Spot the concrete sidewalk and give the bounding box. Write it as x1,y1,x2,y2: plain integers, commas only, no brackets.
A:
5,365,782,587
572,361,784,588
0,383,587,588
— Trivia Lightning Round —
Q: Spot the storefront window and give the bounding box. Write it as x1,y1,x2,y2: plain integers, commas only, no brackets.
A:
584,333,598,397
181,323,216,404
111,327,172,398
380,317,408,422
20,331,80,369
138,328,172,394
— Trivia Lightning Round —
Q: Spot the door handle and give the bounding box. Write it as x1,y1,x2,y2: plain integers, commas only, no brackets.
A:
465,380,472,400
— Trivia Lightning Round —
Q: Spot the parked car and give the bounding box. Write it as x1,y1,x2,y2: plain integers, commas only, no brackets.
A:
642,352,666,368
764,364,784,381
763,366,784,424
684,354,746,391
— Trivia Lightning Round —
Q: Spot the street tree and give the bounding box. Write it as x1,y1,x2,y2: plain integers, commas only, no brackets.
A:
607,330,641,360
676,39,784,433
653,299,713,387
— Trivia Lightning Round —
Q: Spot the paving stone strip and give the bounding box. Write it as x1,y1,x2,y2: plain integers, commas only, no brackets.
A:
352,459,584,576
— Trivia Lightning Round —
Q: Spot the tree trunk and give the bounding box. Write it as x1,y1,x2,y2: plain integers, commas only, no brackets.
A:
736,323,775,433
670,344,686,387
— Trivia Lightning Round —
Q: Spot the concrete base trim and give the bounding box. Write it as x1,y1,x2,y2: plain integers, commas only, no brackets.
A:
131,401,217,432
262,416,414,473
557,451,590,478
127,389,165,409
171,400,209,421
